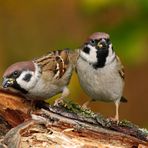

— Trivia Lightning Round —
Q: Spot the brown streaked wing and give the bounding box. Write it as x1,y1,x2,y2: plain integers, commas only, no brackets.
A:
34,50,70,79
116,55,125,80
54,49,70,79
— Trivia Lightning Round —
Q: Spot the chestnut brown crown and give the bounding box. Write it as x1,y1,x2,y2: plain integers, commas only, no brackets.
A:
3,61,35,78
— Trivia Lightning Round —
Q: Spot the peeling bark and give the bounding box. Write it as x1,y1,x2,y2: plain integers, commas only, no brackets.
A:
0,88,31,129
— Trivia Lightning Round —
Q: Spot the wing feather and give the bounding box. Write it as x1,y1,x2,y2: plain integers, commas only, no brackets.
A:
34,49,70,79
116,55,125,80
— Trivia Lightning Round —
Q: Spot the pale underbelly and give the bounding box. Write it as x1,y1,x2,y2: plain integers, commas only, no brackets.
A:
27,83,63,100
78,70,122,102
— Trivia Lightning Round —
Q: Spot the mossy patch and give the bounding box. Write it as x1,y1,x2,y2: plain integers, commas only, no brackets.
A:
57,99,148,141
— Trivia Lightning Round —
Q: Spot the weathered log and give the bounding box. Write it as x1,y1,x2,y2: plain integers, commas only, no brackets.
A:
0,88,31,131
0,88,148,148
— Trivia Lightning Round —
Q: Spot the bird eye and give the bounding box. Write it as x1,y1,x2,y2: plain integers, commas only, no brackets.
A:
90,40,96,46
106,38,111,44
13,71,19,77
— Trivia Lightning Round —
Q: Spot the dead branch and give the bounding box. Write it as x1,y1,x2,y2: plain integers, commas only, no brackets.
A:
0,88,148,148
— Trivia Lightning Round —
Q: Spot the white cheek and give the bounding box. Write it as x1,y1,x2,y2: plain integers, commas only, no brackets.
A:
80,45,98,64
105,44,115,65
16,63,41,91
16,71,37,90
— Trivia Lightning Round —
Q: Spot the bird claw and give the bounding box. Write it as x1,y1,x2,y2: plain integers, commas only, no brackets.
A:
81,100,91,110
81,104,88,109
54,98,64,106
107,116,119,124
81,104,90,110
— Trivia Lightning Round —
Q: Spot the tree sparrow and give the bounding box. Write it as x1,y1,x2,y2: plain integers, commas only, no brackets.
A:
76,32,126,121
2,49,73,105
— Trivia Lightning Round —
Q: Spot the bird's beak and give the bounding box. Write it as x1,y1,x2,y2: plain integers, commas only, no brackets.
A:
97,39,107,48
2,78,15,88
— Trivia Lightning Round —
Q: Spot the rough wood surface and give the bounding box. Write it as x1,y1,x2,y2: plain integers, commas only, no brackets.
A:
0,88,148,148
0,88,31,130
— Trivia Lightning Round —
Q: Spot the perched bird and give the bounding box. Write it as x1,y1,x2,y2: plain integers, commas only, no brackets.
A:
76,32,126,121
2,49,73,105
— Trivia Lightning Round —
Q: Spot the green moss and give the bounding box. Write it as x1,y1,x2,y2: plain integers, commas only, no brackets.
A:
119,120,139,129
59,99,108,127
139,128,148,135
59,99,148,140
62,99,96,118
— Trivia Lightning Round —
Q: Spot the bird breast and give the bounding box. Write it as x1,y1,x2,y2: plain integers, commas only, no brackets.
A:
76,57,124,102
27,64,73,100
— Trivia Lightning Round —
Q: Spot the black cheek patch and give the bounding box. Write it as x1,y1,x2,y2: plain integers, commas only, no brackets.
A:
13,81,28,94
83,46,90,54
23,73,32,82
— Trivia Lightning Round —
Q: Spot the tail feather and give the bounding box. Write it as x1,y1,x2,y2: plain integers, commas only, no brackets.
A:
120,96,128,103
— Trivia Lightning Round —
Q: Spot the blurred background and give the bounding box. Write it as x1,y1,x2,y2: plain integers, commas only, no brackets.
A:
0,0,148,127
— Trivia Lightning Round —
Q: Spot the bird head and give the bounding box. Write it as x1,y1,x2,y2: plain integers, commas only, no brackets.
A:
80,32,115,68
2,61,40,94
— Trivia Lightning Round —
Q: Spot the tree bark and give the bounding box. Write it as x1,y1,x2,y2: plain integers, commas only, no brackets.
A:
0,88,148,148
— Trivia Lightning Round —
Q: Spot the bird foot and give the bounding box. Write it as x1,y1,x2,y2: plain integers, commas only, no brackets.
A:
81,100,91,110
107,116,119,124
81,104,91,110
54,98,64,106
82,104,88,109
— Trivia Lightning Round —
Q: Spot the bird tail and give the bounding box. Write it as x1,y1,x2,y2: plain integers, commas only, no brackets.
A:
120,96,128,103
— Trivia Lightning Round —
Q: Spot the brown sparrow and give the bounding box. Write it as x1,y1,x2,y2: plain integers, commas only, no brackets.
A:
76,32,127,121
2,49,74,105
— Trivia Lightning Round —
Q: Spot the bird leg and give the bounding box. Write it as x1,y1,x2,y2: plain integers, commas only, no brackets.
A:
107,101,120,122
82,100,92,109
54,87,70,106
110,101,120,122
115,101,119,121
